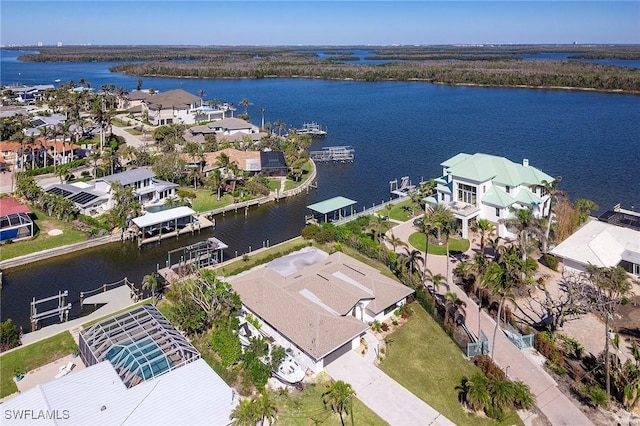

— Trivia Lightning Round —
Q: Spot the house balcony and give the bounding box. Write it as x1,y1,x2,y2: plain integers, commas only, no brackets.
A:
446,201,481,218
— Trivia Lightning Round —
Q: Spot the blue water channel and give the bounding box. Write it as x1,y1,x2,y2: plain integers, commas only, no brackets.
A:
1,49,639,330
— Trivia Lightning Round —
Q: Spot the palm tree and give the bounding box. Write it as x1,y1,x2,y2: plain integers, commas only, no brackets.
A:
471,218,496,255
482,245,524,359
488,378,517,414
259,107,265,130
239,98,251,115
385,233,406,252
499,206,545,262
230,398,258,426
457,373,491,413
425,268,446,292
432,204,455,287
198,89,206,107
322,380,355,426
142,273,163,305
255,391,277,426
585,264,633,403
400,247,423,278
539,177,565,252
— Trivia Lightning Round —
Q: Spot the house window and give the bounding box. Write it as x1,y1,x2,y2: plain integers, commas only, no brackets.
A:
505,186,511,194
457,183,477,205
496,208,500,217
540,186,549,197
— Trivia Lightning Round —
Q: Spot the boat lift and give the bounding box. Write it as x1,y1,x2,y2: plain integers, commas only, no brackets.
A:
30,290,72,331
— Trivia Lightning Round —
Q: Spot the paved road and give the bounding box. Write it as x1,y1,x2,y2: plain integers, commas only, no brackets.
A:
326,351,455,426
385,220,594,426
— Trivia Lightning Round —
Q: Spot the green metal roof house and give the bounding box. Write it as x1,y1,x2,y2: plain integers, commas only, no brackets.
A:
431,153,554,239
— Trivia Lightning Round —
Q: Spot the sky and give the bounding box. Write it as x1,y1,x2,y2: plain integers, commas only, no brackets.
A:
1,1,638,46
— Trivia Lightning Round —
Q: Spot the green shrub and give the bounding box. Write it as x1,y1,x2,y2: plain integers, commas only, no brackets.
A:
473,355,507,380
534,331,564,366
210,326,241,367
542,253,559,271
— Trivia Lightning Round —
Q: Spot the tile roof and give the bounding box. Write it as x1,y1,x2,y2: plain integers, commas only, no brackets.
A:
230,250,414,360
0,197,30,215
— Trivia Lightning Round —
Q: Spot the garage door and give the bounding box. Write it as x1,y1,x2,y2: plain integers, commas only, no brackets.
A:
323,340,354,367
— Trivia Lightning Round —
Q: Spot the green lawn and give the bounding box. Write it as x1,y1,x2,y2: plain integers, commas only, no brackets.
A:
408,232,470,255
179,187,235,212
273,372,388,426
284,160,312,191
267,178,282,191
0,332,77,398
380,303,522,426
0,208,88,261
379,199,417,222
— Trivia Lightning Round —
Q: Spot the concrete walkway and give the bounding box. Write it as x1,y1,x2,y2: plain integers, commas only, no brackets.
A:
385,219,594,426
326,351,455,426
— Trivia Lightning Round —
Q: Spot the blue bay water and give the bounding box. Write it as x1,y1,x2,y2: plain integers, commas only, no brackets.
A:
1,50,639,329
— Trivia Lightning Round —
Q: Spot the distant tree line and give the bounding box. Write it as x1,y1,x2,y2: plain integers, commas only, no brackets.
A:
109,59,640,93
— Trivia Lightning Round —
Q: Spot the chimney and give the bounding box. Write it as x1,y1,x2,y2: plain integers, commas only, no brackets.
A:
523,158,529,167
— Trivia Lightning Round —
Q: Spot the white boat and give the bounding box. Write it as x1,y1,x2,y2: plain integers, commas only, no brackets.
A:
273,352,305,384
238,320,261,347
54,79,61,82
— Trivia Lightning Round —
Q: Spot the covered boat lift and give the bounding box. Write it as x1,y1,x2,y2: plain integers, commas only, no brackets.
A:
132,206,211,247
306,196,357,224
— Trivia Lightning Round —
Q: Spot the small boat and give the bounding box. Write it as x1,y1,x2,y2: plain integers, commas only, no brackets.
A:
273,351,305,384
54,79,61,83
238,320,260,347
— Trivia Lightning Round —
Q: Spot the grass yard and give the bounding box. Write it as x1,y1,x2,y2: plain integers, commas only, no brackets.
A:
273,372,388,426
380,303,522,426
0,331,77,398
0,208,87,261
267,178,282,191
284,160,313,191
408,232,470,255
178,187,235,212
379,199,417,222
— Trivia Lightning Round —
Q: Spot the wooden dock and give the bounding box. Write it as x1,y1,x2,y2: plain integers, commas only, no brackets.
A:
310,146,354,162
296,122,327,138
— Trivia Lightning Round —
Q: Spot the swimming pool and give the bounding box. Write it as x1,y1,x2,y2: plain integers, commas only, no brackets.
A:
106,338,172,381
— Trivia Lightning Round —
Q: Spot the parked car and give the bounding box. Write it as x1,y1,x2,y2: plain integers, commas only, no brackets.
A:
413,217,424,226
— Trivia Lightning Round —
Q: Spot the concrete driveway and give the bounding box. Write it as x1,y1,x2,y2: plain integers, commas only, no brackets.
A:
325,351,454,426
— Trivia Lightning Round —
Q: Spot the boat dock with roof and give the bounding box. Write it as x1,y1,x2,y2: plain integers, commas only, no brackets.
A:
310,146,354,162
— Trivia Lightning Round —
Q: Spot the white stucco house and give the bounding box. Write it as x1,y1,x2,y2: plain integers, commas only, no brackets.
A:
44,168,177,215
427,153,555,239
229,249,414,374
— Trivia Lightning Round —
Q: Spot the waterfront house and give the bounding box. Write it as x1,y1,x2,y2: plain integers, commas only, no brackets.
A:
229,249,414,374
2,305,237,426
5,84,54,104
44,167,177,215
551,209,640,277
143,89,201,126
428,153,554,239
187,117,265,144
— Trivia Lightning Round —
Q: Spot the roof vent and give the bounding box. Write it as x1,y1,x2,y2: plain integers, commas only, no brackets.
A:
523,159,529,167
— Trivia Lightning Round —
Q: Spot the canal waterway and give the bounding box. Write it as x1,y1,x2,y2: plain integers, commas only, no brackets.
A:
1,50,639,330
